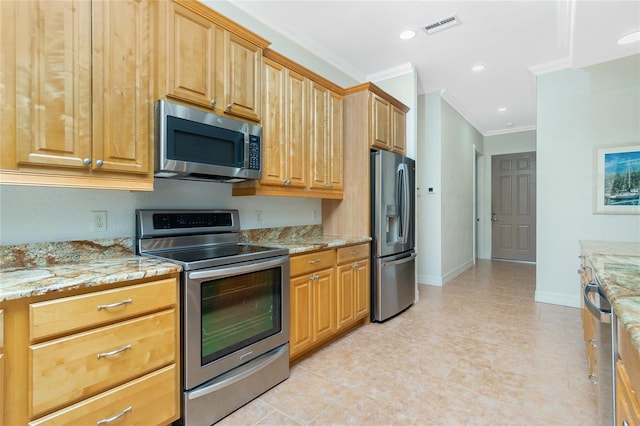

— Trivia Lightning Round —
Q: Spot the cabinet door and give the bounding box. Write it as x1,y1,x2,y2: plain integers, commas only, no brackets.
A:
165,2,217,108
260,58,286,186
327,91,343,191
391,105,406,154
222,31,262,121
308,81,328,190
15,0,92,170
290,275,313,357
92,0,150,175
370,93,390,150
313,268,335,342
353,260,370,319
285,69,307,188
336,264,355,330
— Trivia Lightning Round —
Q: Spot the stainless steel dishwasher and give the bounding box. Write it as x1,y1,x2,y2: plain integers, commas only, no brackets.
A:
584,281,615,425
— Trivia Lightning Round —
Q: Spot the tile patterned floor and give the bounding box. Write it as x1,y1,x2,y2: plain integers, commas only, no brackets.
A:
218,260,598,425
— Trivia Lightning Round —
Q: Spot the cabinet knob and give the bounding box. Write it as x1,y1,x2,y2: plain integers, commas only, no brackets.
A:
226,104,232,109
96,159,104,167
210,99,216,106
83,158,91,166
353,263,360,268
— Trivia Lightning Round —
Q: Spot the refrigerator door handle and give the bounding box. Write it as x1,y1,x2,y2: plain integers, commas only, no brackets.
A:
382,252,417,267
397,163,410,244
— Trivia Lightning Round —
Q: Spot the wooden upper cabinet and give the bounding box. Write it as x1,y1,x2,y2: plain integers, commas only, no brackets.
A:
14,1,93,170
391,105,407,154
259,58,306,189
163,2,217,108
370,93,391,151
156,0,267,122
222,31,262,121
232,50,341,199
92,0,151,175
308,82,343,193
2,0,153,190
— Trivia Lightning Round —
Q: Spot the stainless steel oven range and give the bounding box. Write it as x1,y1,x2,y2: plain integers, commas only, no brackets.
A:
135,209,290,426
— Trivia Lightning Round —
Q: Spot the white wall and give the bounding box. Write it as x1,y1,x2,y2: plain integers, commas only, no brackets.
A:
536,54,640,307
417,91,483,285
480,130,537,259
0,180,322,245
417,92,443,285
440,100,484,280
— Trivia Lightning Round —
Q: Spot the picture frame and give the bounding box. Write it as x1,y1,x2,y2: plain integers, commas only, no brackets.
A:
593,143,640,214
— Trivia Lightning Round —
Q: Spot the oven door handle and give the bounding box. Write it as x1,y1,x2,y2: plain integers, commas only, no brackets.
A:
187,256,288,281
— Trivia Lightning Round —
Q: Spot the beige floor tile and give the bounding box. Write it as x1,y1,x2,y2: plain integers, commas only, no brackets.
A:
219,260,598,425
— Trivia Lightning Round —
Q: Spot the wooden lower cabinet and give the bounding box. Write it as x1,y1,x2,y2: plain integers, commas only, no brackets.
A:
28,365,177,426
0,275,180,425
616,360,640,426
336,244,370,331
289,250,336,358
289,243,370,361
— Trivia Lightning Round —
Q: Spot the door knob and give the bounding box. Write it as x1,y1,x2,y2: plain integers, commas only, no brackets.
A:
491,212,497,222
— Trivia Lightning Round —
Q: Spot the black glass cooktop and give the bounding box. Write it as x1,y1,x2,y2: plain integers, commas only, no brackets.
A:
159,244,277,263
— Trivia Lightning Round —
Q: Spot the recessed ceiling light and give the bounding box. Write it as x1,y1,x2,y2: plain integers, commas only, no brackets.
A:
498,107,507,112
400,29,416,40
472,64,485,72
618,31,640,45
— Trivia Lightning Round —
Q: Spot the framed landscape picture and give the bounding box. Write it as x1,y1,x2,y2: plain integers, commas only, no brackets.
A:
594,143,640,214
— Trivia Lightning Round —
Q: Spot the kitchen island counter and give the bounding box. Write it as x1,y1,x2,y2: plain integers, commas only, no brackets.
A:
580,240,640,358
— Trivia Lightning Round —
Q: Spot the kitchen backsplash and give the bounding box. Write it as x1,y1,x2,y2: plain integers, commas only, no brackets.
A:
0,225,324,269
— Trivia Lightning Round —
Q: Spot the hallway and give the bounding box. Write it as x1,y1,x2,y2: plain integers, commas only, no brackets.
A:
218,260,597,425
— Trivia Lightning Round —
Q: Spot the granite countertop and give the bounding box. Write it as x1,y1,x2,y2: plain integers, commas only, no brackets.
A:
580,240,640,358
0,228,371,302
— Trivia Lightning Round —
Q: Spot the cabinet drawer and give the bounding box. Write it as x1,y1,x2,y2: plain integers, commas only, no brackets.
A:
616,360,640,425
30,309,176,417
30,278,177,341
336,243,369,264
291,250,335,276
29,364,177,426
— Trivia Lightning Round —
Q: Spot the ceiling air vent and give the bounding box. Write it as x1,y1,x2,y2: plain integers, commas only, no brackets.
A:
423,15,461,34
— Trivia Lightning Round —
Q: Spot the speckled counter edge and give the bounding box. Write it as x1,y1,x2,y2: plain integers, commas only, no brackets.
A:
579,240,640,360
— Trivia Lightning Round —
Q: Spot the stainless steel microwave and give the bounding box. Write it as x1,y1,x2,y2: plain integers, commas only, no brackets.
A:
154,100,262,183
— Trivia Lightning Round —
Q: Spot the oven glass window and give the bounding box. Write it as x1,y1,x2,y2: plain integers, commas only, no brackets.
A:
200,267,282,365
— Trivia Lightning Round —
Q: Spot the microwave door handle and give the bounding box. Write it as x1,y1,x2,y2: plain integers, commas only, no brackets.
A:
243,133,250,169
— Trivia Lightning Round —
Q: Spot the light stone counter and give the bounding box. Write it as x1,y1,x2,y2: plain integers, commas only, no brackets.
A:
0,227,370,302
580,240,640,359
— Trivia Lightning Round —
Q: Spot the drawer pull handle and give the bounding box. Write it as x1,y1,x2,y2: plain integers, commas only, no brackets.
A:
350,251,359,255
308,259,321,264
97,298,132,310
97,344,132,359
97,406,132,425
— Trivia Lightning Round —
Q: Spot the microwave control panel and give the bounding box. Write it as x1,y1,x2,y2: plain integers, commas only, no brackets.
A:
249,135,261,171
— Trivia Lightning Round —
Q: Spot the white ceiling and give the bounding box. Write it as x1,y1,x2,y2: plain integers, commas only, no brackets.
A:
229,0,640,136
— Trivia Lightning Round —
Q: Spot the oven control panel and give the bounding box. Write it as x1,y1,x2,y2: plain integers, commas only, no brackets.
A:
153,212,233,229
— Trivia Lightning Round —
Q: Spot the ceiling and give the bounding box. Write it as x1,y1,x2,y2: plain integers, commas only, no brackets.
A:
228,0,640,136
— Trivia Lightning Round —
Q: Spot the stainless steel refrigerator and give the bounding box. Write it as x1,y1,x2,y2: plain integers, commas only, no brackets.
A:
370,150,417,322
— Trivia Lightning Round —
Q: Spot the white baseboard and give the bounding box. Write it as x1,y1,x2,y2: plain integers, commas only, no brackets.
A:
534,290,581,308
417,259,474,287
418,274,443,286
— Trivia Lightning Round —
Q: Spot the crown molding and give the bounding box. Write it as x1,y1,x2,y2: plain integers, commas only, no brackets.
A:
367,63,415,83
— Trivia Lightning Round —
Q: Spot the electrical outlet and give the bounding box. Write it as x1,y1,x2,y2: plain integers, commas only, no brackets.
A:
255,210,263,225
92,211,107,232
